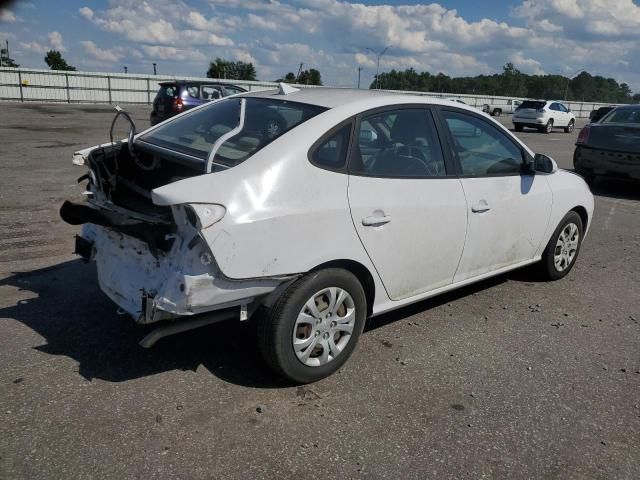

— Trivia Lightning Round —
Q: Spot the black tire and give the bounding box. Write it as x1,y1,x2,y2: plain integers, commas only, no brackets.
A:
544,119,553,134
493,109,502,117
514,123,523,132
539,211,584,280
258,268,367,383
564,120,575,133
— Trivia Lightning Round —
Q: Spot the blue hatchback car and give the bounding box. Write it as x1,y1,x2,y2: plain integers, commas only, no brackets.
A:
150,81,248,125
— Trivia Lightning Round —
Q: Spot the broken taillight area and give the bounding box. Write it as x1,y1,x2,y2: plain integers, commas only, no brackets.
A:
62,142,280,325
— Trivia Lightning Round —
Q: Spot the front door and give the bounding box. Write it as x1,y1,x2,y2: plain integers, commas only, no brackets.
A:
438,108,552,282
347,107,468,300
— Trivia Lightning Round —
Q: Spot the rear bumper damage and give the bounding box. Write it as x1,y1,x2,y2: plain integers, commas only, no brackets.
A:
77,223,284,325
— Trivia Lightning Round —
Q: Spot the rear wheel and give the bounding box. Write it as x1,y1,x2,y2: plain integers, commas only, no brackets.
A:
539,211,584,280
493,108,502,117
564,119,575,133
258,269,367,383
543,119,554,134
514,123,523,132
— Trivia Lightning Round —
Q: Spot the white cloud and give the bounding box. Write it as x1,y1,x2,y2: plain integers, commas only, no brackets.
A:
78,6,94,21
62,0,640,90
48,31,64,51
247,14,279,31
141,45,207,62
19,41,48,54
80,40,122,63
0,8,17,22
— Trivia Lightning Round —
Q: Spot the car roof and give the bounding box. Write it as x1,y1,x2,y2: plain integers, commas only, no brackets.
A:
241,87,473,110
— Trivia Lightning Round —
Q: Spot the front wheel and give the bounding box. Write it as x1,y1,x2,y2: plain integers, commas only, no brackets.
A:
564,120,575,133
258,269,367,383
539,211,584,280
493,109,502,117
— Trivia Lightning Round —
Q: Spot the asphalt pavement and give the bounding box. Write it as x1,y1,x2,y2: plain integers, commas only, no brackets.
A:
0,103,638,479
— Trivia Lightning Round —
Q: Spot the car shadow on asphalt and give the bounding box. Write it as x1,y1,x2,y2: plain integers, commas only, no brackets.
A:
0,258,539,388
589,178,640,201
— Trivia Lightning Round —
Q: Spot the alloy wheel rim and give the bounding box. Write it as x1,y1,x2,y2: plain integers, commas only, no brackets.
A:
546,121,553,132
554,222,580,272
292,287,356,367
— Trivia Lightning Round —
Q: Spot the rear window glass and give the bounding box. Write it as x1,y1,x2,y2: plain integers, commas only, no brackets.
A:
159,84,177,97
517,101,545,110
601,108,640,124
140,97,327,166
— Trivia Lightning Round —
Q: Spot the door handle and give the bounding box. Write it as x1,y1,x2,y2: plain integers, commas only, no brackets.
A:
362,215,392,226
471,200,491,213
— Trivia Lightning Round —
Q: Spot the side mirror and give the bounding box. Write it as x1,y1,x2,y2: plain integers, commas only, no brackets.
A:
533,153,558,174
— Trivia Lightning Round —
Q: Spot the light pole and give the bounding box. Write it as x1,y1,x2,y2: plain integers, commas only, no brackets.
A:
564,69,583,101
367,45,391,89
152,63,157,75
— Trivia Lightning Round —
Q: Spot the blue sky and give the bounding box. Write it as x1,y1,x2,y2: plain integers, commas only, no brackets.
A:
1,0,639,91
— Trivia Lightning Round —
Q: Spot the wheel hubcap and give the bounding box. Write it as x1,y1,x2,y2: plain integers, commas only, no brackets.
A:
554,223,580,272
293,287,356,367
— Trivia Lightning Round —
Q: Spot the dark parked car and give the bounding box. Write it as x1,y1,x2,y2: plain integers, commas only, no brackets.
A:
589,106,615,123
574,105,640,184
150,81,248,125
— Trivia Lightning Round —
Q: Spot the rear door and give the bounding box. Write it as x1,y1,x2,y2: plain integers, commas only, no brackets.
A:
437,108,552,280
550,103,568,126
347,106,468,300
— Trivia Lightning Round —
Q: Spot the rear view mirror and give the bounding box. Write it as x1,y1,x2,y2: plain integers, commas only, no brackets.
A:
533,153,558,174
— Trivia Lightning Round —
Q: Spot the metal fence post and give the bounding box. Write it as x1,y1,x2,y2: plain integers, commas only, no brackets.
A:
147,78,151,105
65,73,70,103
17,70,24,102
107,76,112,104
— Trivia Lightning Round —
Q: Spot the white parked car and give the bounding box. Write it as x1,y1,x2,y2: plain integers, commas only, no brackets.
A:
61,87,594,383
513,100,576,133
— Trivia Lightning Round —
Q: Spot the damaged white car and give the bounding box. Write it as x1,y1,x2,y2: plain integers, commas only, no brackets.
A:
61,86,594,383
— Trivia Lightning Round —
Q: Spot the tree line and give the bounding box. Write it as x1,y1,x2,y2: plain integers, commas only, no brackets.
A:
4,48,636,103
372,63,640,104
206,57,323,85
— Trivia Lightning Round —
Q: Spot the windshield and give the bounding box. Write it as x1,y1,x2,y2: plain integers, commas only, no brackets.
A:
517,101,545,110
140,97,327,166
600,108,640,125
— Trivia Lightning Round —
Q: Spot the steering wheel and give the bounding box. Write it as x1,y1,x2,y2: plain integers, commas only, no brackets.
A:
394,144,438,176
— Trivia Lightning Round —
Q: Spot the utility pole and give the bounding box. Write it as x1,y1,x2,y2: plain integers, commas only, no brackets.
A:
124,66,128,74
366,45,391,89
357,67,362,89
152,63,157,75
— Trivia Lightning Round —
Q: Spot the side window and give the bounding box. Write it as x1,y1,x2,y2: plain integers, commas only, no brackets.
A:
558,104,568,112
350,108,446,177
550,103,560,111
442,110,523,176
202,86,222,100
186,85,200,99
311,124,352,170
224,86,245,95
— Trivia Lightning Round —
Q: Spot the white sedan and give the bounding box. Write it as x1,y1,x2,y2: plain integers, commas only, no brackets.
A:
61,86,594,383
